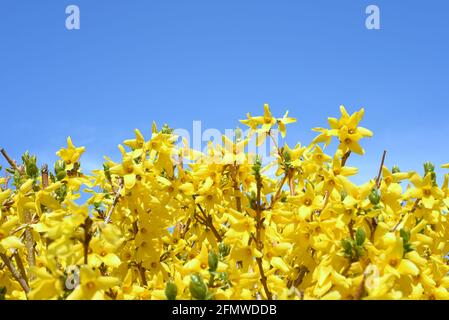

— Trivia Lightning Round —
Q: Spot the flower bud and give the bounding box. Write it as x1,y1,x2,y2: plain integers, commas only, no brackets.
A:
54,160,66,181
189,274,207,300
165,281,178,300
368,188,380,205
208,250,218,272
392,165,400,174
355,228,366,246
424,161,435,173
218,243,230,258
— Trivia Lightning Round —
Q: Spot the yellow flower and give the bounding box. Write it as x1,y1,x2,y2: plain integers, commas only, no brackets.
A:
67,266,119,300
56,137,85,170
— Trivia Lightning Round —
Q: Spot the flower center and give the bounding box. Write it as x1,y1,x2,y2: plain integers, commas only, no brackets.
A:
86,281,96,290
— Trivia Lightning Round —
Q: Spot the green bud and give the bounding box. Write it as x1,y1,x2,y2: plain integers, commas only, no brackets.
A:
218,243,230,258
424,161,435,174
368,188,380,205
355,228,366,246
165,281,178,300
189,274,207,300
400,229,410,243
341,239,353,257
55,160,67,181
161,124,174,134
22,152,39,179
252,156,262,180
392,165,400,174
208,250,218,272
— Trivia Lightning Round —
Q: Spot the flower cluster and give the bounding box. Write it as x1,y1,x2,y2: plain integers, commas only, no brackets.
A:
1,105,449,300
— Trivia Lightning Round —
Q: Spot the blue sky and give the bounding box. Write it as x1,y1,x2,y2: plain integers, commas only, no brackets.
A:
0,0,448,184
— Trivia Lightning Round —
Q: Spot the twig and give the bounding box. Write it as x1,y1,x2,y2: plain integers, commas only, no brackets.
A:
0,148,20,171
83,217,93,265
375,150,387,189
104,179,123,224
354,273,366,300
0,252,30,293
41,164,49,189
254,177,273,300
24,210,36,273
195,203,223,242
137,263,148,286
341,151,351,167
269,174,288,209
13,251,29,286
392,199,420,232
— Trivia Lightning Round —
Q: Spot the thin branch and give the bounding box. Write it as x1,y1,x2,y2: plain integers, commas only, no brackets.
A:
83,217,93,265
269,174,288,209
137,263,148,286
41,164,49,189
195,203,222,242
0,148,19,171
354,273,366,300
254,177,273,300
341,151,351,167
13,251,29,286
0,252,30,293
104,179,123,224
24,210,36,273
392,199,420,232
375,150,387,189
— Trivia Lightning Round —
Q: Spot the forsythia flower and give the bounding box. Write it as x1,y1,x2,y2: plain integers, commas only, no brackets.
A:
0,103,448,301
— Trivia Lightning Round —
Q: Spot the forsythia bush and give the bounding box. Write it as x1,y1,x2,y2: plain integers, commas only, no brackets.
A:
1,105,449,300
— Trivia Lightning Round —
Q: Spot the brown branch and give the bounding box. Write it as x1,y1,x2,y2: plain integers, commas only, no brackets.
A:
13,251,29,286
104,179,123,224
24,210,36,273
137,263,148,287
341,151,351,167
0,148,19,171
0,252,30,293
270,174,287,209
83,217,93,265
375,150,387,189
230,163,242,212
195,203,222,242
354,273,366,300
392,199,420,232
41,164,49,189
254,177,273,300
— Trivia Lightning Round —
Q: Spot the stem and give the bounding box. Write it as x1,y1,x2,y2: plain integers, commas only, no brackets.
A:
0,148,20,171
41,164,49,189
231,163,242,212
254,178,273,300
13,251,29,286
341,151,351,167
104,179,123,224
83,217,93,265
354,273,366,300
24,210,36,273
269,174,288,208
0,252,30,293
196,203,222,242
375,150,387,189
137,264,148,286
